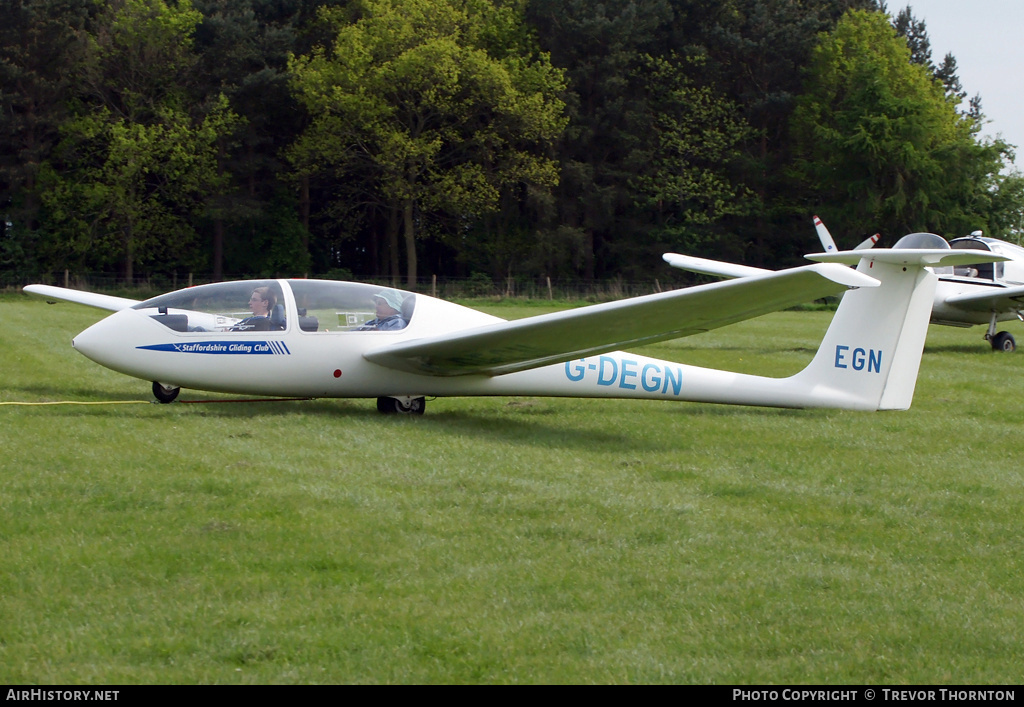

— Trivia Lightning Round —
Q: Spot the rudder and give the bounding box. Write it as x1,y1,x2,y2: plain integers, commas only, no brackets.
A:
793,233,1007,410
792,259,936,410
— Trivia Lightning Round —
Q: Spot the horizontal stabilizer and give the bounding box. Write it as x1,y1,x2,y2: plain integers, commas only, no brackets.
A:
806,248,1010,268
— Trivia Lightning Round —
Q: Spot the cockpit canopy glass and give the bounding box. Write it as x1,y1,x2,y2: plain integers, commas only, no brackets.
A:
132,279,417,333
133,280,284,333
949,237,1007,280
289,280,415,333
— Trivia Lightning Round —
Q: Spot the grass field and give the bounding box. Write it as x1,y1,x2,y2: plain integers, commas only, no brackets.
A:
2,293,1023,684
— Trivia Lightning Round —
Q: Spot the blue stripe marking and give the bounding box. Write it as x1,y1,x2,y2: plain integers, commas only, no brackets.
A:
137,341,289,355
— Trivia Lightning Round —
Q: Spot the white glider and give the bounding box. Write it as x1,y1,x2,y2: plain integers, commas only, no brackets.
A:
25,235,1000,413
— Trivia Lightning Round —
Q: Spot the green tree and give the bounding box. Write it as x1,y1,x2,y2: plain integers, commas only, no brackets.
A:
688,0,879,266
526,0,675,278
790,9,1015,238
0,0,98,281
892,4,932,70
40,0,236,280
524,0,871,277
288,0,567,285
630,54,753,253
192,0,319,279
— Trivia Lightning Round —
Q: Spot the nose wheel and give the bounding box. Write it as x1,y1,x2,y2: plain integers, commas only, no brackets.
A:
985,314,1016,352
985,313,1017,352
152,381,181,403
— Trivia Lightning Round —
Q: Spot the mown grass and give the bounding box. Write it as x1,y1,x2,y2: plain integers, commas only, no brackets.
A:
2,294,1023,684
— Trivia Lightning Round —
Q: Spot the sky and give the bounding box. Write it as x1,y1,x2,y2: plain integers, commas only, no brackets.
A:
897,0,1024,157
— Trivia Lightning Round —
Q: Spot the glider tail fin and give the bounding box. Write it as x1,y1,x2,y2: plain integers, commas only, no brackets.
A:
792,257,935,410
793,235,1008,410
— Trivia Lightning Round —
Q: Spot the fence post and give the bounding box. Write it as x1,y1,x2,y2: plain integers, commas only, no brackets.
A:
64,269,69,288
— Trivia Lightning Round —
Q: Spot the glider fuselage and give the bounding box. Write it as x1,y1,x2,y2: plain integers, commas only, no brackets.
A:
68,279,703,402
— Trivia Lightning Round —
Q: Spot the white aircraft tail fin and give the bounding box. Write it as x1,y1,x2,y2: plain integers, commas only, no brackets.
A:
790,258,935,410
794,234,1009,410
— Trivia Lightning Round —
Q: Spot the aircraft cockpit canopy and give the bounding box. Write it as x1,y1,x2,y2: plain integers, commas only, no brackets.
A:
948,236,1024,281
893,232,950,250
893,233,958,276
288,279,416,333
132,279,418,333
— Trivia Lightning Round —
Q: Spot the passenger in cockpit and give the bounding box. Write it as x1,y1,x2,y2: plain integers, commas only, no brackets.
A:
357,289,408,331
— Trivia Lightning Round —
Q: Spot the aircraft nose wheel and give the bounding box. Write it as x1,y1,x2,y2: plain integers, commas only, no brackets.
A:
991,331,1016,352
376,396,426,415
152,381,181,403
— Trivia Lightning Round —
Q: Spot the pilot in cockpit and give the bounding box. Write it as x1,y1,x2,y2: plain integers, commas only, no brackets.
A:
357,289,408,331
231,286,281,331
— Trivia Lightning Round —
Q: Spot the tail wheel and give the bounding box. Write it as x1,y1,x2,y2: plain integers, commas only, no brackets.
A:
376,396,426,415
991,331,1016,352
152,381,181,404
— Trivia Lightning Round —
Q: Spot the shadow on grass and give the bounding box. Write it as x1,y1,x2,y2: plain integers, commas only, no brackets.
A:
5,383,694,452
924,343,1000,355
677,403,817,419
3,383,153,402
1,383,340,417
5,381,835,453
667,344,819,355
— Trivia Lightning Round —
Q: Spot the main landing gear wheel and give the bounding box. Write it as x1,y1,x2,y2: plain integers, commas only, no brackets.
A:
152,381,181,403
376,396,426,415
991,331,1016,352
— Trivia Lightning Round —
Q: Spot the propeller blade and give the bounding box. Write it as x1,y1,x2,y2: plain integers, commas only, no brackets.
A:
854,234,880,250
813,215,838,253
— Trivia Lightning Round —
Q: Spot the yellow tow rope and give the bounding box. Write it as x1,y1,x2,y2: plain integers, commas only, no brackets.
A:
0,400,152,406
0,397,315,407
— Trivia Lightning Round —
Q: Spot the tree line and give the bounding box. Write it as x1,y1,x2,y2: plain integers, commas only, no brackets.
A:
3,0,1022,288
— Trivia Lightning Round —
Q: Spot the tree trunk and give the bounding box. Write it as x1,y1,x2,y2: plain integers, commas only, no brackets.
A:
583,229,595,280
299,174,311,243
213,218,224,281
388,203,400,286
212,145,227,280
124,219,134,284
403,197,417,287
369,216,380,278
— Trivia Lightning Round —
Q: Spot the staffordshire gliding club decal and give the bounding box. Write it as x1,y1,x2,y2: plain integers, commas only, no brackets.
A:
137,341,291,355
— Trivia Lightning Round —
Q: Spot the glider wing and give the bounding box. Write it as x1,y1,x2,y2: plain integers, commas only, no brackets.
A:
943,284,1024,312
364,263,877,376
661,253,771,279
23,285,140,312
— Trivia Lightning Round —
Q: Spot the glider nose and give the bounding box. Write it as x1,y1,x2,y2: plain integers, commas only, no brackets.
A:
72,314,120,366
